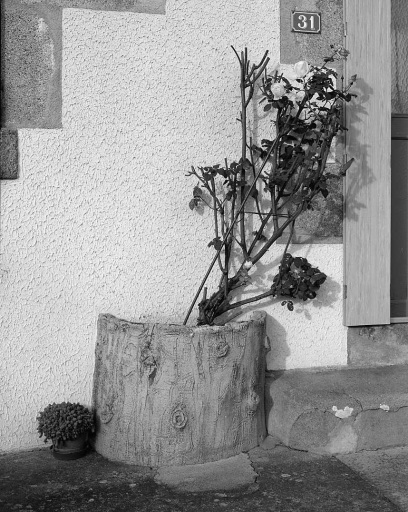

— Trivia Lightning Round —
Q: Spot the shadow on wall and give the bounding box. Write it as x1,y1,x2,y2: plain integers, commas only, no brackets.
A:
231,244,342,311
265,314,290,371
291,274,342,321
344,77,374,222
221,247,342,369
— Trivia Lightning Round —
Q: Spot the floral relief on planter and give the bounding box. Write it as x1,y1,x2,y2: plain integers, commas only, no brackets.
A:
92,311,268,466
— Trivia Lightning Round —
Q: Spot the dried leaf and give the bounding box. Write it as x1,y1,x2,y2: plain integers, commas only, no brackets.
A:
193,186,202,197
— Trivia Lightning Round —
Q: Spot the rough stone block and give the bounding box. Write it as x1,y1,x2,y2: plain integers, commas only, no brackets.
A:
348,324,408,367
279,1,344,244
0,129,19,179
288,410,342,451
278,163,343,243
17,0,166,14
293,164,343,239
280,0,344,71
266,365,408,454
1,0,165,129
1,1,62,129
355,408,408,451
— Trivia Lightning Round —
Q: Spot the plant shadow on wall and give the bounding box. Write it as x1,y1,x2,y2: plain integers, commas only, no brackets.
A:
342,77,374,223
233,252,342,323
184,45,356,327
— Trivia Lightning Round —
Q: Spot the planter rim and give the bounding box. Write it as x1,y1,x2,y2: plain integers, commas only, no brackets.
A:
99,310,266,332
93,310,267,466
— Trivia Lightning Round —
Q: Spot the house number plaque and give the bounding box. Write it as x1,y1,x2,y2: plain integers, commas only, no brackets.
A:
292,11,321,34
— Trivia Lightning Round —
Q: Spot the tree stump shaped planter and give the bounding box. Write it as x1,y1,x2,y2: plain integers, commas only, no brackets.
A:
92,311,268,466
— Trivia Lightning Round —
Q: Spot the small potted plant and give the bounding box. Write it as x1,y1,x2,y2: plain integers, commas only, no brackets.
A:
37,402,95,460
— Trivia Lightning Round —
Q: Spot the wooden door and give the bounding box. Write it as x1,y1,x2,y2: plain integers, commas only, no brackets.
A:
391,115,408,320
344,0,391,326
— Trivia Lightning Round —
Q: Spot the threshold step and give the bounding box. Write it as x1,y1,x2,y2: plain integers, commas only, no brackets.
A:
265,364,408,455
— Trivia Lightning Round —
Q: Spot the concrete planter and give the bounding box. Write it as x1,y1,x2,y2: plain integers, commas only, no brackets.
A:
92,311,267,466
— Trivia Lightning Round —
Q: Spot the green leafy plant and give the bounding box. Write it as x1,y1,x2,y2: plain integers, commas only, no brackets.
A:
37,402,95,445
184,45,356,326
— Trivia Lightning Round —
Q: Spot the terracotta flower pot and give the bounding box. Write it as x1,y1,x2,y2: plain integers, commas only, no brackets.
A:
52,432,89,460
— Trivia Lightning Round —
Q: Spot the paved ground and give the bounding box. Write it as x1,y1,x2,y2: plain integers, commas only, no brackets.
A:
339,447,408,511
1,443,407,512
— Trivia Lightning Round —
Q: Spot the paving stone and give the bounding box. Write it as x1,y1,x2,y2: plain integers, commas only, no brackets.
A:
339,447,408,511
259,435,281,450
154,453,257,493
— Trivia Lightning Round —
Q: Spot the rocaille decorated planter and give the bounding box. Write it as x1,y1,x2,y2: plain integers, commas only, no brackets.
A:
92,311,268,467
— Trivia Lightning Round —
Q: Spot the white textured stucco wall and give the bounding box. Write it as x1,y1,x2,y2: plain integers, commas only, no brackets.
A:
0,0,346,452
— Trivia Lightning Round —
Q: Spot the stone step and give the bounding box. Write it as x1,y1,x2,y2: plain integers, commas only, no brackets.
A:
265,364,408,455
